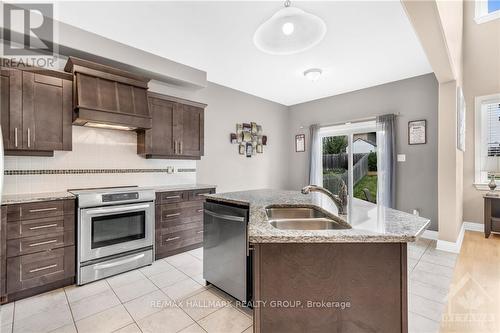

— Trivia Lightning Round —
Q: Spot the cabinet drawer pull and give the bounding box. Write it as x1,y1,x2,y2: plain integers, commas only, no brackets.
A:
197,209,203,213
166,213,181,218
196,193,208,196
29,207,58,213
29,223,58,230
29,264,57,273
166,236,180,242
165,195,180,199
197,230,204,234
29,239,57,247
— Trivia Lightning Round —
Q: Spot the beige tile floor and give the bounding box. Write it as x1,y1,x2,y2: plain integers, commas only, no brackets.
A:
0,239,456,333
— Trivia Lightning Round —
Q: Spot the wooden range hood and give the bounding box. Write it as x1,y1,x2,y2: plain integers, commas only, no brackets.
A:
64,57,152,130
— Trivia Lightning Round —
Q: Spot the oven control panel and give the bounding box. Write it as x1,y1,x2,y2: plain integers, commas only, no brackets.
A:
102,192,139,202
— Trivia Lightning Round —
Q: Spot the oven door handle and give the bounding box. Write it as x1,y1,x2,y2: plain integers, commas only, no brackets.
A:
93,253,146,270
85,204,151,216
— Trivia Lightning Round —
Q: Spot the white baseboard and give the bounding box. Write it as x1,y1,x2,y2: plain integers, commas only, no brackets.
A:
421,229,438,240
436,223,465,253
421,221,483,253
463,221,484,232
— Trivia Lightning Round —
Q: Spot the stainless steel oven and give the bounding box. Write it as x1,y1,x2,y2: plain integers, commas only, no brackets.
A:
70,187,155,285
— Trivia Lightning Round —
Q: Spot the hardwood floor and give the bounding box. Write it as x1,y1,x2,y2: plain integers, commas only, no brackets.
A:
440,231,500,333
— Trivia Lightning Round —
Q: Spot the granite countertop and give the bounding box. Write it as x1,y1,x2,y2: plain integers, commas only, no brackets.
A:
150,184,216,192
2,191,76,205
205,189,430,243
2,184,217,205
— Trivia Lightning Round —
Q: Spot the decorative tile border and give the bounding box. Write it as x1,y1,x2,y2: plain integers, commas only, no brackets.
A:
4,168,197,176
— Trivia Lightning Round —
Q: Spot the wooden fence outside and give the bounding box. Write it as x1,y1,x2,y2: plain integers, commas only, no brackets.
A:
322,153,366,170
323,154,369,194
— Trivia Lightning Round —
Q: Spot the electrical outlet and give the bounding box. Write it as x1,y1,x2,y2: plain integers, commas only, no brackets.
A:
166,166,174,174
397,154,406,162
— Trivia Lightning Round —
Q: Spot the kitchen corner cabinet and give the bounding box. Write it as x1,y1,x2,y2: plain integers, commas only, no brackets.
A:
137,93,205,159
1,67,72,156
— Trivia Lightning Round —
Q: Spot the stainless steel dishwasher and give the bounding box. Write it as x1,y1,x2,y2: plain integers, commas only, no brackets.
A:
203,201,251,303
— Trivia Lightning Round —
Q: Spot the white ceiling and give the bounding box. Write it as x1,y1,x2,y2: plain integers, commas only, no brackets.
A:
54,1,432,106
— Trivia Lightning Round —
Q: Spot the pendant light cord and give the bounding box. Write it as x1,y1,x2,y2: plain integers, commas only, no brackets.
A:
284,0,291,7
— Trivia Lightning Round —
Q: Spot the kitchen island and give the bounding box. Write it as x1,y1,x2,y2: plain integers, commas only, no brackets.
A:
205,189,430,333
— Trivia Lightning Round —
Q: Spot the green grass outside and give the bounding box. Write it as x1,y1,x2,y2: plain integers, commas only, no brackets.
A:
354,175,377,203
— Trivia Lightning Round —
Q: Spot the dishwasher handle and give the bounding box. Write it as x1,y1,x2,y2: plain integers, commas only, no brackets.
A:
204,209,246,222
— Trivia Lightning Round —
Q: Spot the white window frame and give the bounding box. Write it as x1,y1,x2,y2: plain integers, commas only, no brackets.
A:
475,93,500,190
475,0,500,24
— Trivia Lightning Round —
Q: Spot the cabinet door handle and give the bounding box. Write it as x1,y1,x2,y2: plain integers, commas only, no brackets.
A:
197,209,203,213
29,223,58,230
180,141,183,154
29,239,57,247
27,128,31,148
14,128,18,147
29,264,57,273
29,207,58,213
166,213,181,218
174,140,178,154
197,230,204,234
166,236,180,242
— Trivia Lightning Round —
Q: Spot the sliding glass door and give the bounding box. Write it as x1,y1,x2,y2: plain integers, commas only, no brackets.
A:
319,121,378,205
322,135,349,198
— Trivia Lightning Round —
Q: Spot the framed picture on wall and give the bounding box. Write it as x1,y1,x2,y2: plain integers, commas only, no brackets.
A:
295,134,306,152
408,120,427,145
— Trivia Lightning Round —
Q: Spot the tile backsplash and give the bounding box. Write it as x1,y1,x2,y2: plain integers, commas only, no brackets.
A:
3,126,196,194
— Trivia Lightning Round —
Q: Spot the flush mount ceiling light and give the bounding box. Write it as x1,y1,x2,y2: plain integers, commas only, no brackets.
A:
253,0,327,55
304,68,322,81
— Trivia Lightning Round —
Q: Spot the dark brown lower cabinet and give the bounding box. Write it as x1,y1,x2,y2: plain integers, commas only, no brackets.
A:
252,242,408,333
1,199,76,303
7,246,75,294
0,208,7,303
155,188,215,259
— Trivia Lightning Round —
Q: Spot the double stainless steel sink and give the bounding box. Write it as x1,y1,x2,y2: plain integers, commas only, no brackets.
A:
265,206,351,231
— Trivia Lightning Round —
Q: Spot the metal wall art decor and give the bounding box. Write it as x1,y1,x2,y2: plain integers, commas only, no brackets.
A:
231,122,267,157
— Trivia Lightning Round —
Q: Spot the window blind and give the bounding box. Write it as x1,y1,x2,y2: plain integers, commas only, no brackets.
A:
487,102,500,156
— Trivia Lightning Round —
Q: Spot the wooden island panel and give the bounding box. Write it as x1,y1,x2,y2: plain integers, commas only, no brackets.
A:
253,242,407,333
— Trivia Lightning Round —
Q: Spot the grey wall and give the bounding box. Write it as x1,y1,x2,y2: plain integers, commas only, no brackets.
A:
286,73,439,230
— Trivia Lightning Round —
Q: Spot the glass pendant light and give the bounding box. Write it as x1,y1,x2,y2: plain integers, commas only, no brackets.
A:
253,0,327,55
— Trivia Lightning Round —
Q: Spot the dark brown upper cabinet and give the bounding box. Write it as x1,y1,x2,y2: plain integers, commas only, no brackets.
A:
1,67,72,156
137,93,205,159
64,57,152,130
1,68,22,151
